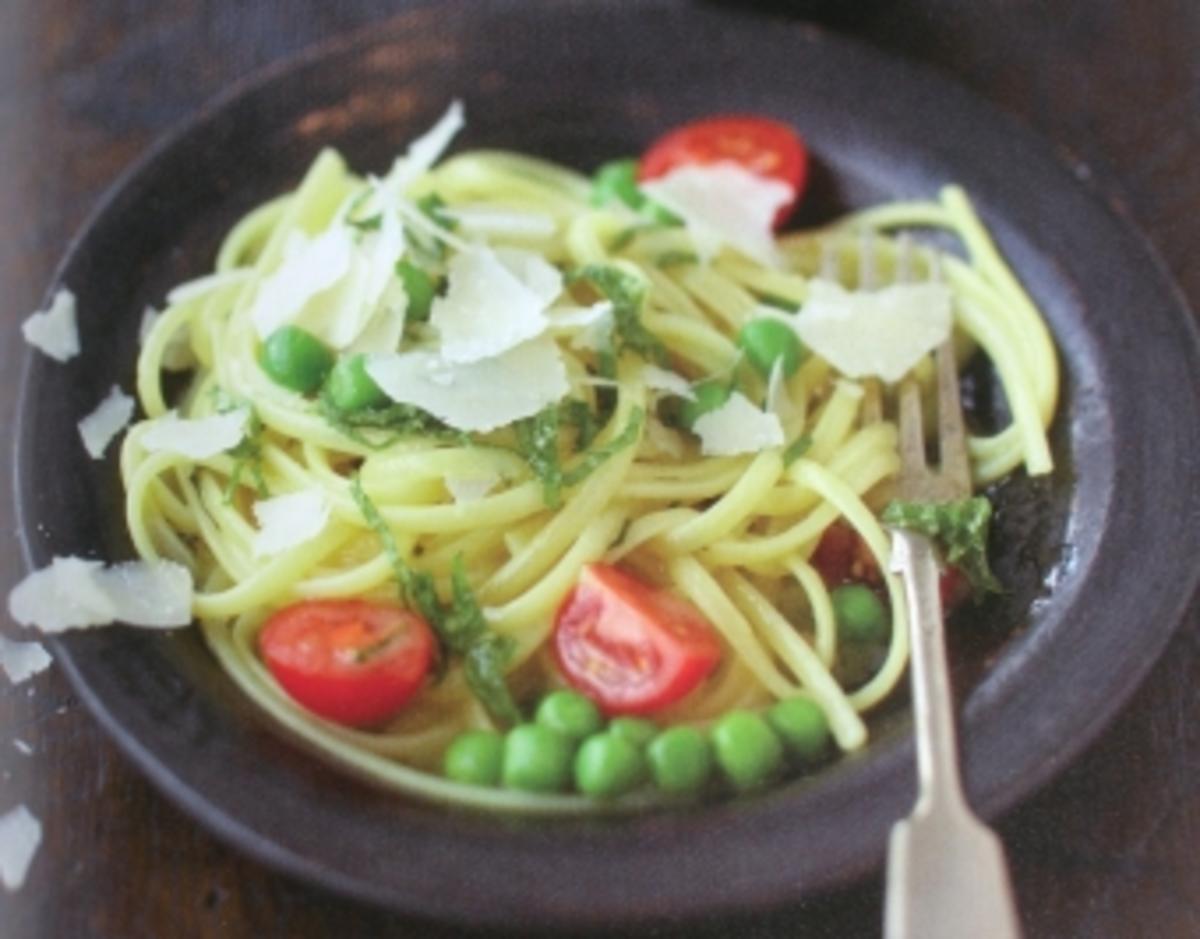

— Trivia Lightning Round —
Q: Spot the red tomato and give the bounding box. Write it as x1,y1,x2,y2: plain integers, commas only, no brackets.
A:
939,564,971,611
638,115,809,228
553,564,723,716
258,600,435,727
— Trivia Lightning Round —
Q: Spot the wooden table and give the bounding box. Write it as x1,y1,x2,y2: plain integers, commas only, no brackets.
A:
2,1,1197,935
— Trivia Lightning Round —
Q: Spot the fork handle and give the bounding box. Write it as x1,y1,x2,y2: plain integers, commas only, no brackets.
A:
890,529,966,807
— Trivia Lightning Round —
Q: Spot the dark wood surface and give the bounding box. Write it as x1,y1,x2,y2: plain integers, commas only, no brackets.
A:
2,1,1198,936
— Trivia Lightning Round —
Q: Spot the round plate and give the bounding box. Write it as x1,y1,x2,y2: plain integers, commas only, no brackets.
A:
14,0,1200,929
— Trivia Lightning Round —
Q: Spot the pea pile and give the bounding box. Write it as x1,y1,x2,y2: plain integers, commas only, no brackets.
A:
442,689,831,800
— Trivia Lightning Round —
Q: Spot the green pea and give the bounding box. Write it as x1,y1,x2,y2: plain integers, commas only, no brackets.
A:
536,690,603,741
574,732,647,798
736,318,806,378
501,724,574,793
325,354,387,412
590,158,645,210
831,583,889,643
259,326,334,394
679,379,732,429
609,716,658,749
766,698,830,762
396,258,437,323
711,710,784,791
646,726,713,795
443,730,504,786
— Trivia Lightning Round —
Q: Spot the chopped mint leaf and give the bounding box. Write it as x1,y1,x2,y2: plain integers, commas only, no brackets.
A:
567,264,667,365
514,405,565,508
882,495,1002,595
561,406,644,487
655,251,699,269
782,433,813,467
316,391,462,450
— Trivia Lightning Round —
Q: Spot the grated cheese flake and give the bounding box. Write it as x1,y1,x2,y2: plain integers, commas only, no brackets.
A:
431,247,562,363
641,364,696,400
795,278,953,383
640,163,791,267
0,805,41,892
374,100,466,203
252,490,331,557
7,557,193,632
248,228,355,339
140,408,248,459
21,288,80,362
692,391,785,455
78,385,136,459
0,636,51,685
366,335,569,433
444,473,501,504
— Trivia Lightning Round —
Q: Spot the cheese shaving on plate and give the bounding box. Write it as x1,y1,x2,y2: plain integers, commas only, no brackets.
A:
444,473,501,504
248,228,354,340
640,162,791,267
640,364,696,400
0,805,41,892
78,385,136,459
795,278,953,383
692,391,785,455
253,490,331,557
8,557,193,632
21,288,79,362
140,408,248,459
366,335,569,433
431,246,562,363
442,206,557,238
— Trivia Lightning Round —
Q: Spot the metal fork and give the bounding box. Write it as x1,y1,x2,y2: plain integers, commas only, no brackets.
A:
883,251,1022,939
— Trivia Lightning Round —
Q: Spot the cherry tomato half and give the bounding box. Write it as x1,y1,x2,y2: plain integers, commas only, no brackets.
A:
638,115,809,228
553,564,723,716
258,599,435,727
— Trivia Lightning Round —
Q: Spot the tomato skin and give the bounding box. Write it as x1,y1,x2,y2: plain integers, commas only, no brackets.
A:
553,564,723,716
258,600,435,727
638,115,809,228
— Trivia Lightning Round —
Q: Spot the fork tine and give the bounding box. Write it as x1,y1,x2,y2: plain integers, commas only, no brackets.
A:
858,230,884,423
897,378,926,479
935,339,971,491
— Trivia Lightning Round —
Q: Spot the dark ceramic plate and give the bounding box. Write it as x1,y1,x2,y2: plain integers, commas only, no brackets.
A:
14,0,1200,929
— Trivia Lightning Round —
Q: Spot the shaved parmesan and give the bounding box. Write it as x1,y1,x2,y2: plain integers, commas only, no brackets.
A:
78,385,135,459
346,279,407,355
12,740,32,756
548,301,613,329
248,228,354,339
0,805,41,892
7,557,193,632
140,408,248,459
445,473,501,504
641,364,696,400
374,100,466,204
22,288,79,362
366,335,569,433
253,490,331,557
0,637,51,685
431,247,561,363
444,206,557,238
640,163,791,267
693,391,785,455
796,278,953,383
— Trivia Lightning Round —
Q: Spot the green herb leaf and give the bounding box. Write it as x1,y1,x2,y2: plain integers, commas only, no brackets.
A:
567,264,668,365
210,391,268,501
782,433,813,467
654,251,699,269
350,477,522,724
561,406,644,487
881,495,1002,595
316,391,462,450
514,405,565,508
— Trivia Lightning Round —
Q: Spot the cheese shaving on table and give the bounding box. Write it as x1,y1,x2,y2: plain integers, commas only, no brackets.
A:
77,385,136,459
7,557,193,632
366,335,570,433
139,408,248,459
640,162,792,267
0,805,41,892
431,246,562,363
252,490,331,557
0,636,51,685
795,278,954,383
692,391,785,455
21,288,79,362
